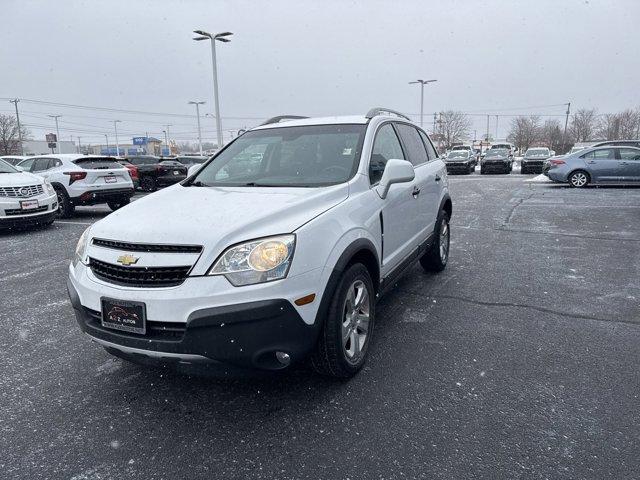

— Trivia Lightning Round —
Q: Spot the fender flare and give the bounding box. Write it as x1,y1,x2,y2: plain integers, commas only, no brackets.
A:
313,238,380,326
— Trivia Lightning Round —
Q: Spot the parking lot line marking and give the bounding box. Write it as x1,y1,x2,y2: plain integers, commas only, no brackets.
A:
56,221,93,225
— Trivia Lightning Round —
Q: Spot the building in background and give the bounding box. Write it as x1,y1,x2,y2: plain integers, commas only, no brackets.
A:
89,137,164,156
23,140,77,155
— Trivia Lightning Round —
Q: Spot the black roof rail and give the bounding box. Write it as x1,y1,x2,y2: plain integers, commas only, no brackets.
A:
365,107,412,122
260,115,309,126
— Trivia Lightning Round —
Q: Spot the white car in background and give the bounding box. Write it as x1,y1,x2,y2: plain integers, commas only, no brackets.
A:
17,155,134,218
0,155,28,166
0,159,58,230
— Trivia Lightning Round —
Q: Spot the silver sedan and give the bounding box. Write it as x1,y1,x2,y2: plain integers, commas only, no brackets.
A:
545,146,640,187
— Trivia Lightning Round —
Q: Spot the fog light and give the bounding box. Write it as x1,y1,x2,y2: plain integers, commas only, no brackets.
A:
275,351,290,366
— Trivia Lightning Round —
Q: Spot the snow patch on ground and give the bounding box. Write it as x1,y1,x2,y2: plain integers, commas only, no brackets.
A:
525,174,552,183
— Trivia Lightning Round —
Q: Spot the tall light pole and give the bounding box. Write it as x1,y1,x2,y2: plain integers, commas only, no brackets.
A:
188,101,206,155
562,102,571,153
409,79,437,127
112,120,122,157
164,124,172,155
495,115,499,140
193,29,232,148
104,134,109,155
48,115,62,153
10,99,24,155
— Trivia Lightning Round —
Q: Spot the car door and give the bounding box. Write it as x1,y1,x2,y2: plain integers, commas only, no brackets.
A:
395,123,438,242
617,148,640,183
31,157,55,179
369,122,419,275
418,129,444,230
581,148,620,183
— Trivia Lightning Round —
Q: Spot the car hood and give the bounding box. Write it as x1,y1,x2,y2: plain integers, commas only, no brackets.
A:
484,156,509,161
0,171,44,187
89,182,349,250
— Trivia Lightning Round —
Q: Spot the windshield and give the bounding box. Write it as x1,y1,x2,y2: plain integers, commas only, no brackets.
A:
448,151,469,158
486,149,508,157
526,149,549,156
192,124,366,187
451,146,469,151
0,159,18,173
491,144,510,150
74,157,123,170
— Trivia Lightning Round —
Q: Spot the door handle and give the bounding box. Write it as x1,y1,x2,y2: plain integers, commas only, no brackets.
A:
412,186,421,197
620,161,629,165
435,175,441,182
586,161,596,164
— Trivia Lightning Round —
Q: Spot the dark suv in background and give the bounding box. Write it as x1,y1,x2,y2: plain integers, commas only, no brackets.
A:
125,156,187,191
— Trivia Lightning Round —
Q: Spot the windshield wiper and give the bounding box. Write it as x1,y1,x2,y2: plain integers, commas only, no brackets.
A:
188,180,209,187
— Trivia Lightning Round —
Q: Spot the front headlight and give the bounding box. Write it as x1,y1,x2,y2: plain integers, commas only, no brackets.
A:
208,234,295,286
44,179,55,195
72,227,91,267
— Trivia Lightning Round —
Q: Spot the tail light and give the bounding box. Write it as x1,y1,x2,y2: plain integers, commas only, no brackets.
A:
64,171,87,185
127,166,139,180
550,159,566,166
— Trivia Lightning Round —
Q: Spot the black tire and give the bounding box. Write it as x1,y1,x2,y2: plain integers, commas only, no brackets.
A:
55,188,75,219
480,167,485,175
140,176,156,192
468,164,474,174
310,263,375,378
568,170,590,188
420,209,450,273
107,197,131,211
521,166,528,174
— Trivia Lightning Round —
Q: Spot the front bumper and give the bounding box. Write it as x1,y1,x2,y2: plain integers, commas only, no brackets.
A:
68,277,320,370
521,160,546,173
445,162,472,173
482,161,511,172
0,192,58,229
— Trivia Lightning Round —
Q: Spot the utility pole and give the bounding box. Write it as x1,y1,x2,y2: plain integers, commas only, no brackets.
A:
433,113,437,136
113,120,121,157
409,79,437,127
188,101,206,155
495,115,499,140
48,115,62,153
486,115,490,142
104,134,109,155
193,30,233,148
165,124,172,155
562,102,571,153
162,129,169,155
9,99,24,155
77,137,82,153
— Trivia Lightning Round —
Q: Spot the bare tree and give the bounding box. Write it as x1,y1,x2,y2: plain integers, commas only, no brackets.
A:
507,116,540,151
177,141,195,153
616,109,640,139
437,111,471,149
540,119,563,151
570,108,597,142
0,114,29,155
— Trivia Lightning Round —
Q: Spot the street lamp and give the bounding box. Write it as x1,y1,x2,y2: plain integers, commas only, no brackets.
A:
104,134,109,155
164,124,172,155
408,79,437,127
188,101,206,155
193,29,232,148
113,120,122,157
48,115,62,153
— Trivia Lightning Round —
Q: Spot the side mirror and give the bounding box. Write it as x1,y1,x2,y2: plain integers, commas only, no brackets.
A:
376,159,415,199
187,164,202,176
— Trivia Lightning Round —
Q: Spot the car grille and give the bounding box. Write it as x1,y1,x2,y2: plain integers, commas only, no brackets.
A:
4,205,49,216
83,307,186,340
89,257,191,288
92,238,202,254
0,184,44,198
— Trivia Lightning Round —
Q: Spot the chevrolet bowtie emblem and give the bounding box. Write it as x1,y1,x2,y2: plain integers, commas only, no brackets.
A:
117,254,139,266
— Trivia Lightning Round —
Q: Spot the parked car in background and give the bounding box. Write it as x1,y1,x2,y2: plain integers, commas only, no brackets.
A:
126,155,188,192
0,155,27,166
545,146,640,187
116,160,139,189
450,145,478,166
0,159,58,230
67,108,452,378
444,150,475,174
481,149,513,174
173,155,209,167
521,147,552,174
490,143,515,157
17,155,134,217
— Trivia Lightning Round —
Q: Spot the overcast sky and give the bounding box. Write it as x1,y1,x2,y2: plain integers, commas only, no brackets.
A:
1,0,639,145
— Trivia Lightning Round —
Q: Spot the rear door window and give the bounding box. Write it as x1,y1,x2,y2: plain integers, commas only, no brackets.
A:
395,124,429,167
32,158,53,172
418,130,438,160
581,149,615,159
618,148,640,160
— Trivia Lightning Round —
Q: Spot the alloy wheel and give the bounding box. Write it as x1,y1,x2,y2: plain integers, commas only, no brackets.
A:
570,172,588,187
439,218,450,263
341,280,370,361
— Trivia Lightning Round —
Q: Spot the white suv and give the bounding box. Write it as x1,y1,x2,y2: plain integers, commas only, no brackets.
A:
67,109,452,378
17,154,134,218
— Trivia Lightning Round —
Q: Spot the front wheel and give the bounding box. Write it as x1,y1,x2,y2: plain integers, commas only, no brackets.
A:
108,197,130,211
311,263,375,378
140,176,156,192
569,170,589,188
420,210,450,272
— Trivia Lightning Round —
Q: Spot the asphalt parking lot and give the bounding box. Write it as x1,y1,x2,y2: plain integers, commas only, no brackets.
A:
2,173,640,480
